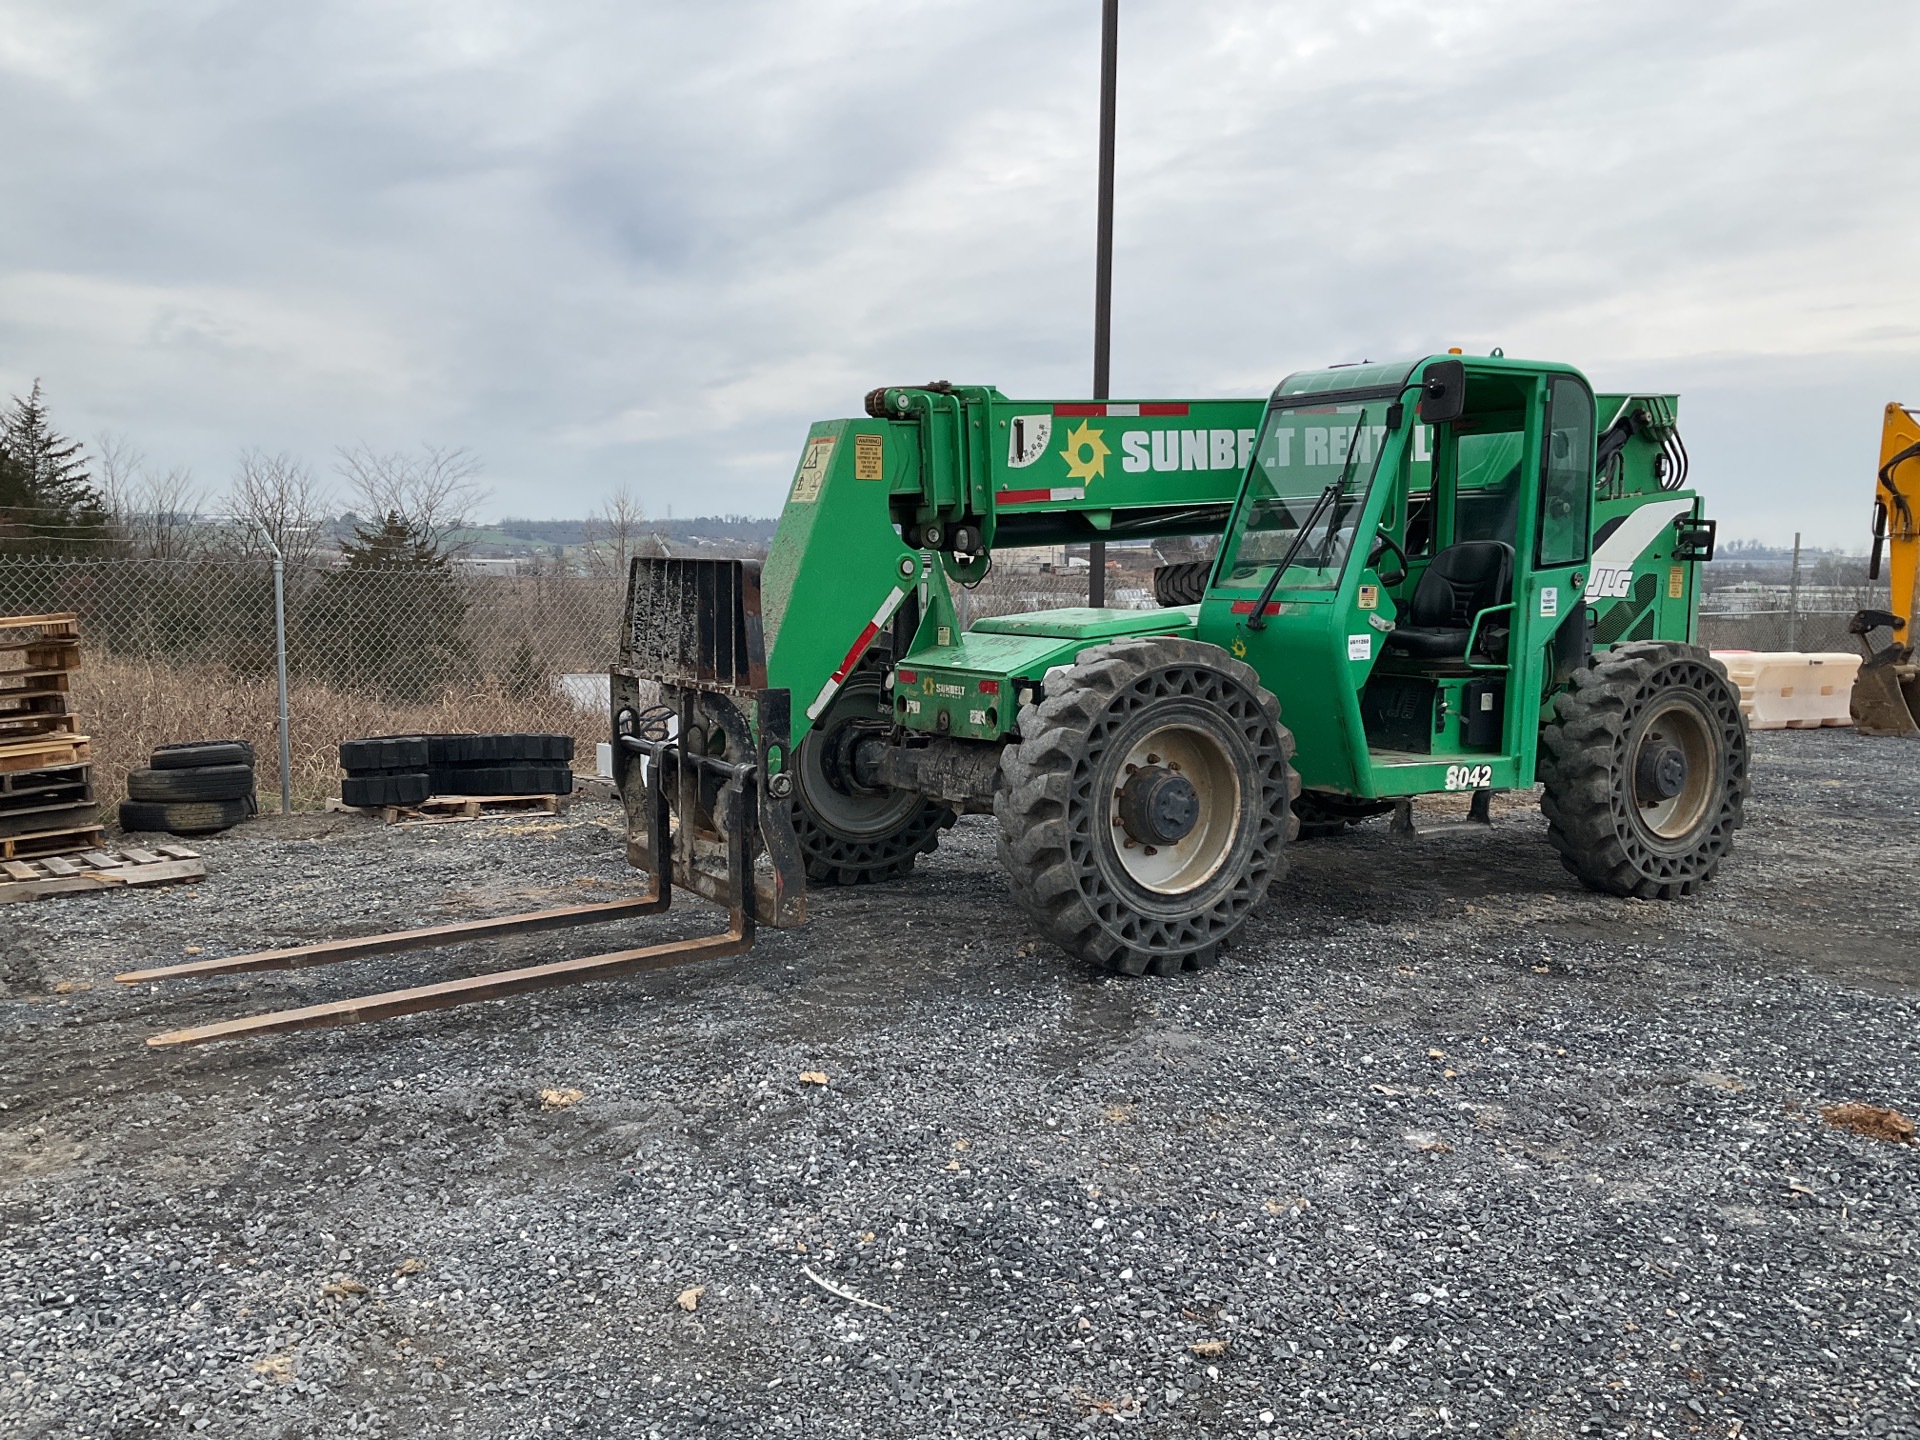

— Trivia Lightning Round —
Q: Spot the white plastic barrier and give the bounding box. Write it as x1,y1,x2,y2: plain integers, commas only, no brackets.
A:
1710,650,1862,730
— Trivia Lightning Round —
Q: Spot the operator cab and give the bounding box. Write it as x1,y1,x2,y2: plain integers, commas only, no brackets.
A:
1208,354,1596,796
1364,359,1594,759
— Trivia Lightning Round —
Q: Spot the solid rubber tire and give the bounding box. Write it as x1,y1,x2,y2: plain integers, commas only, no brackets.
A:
1151,561,1210,607
126,763,256,803
118,797,251,835
340,772,432,808
791,670,956,886
995,635,1299,975
425,733,575,766
339,735,431,771
426,765,573,797
1539,640,1749,899
150,740,254,770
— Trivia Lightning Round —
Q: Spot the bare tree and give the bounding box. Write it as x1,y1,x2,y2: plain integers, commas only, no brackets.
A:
224,448,333,565
95,430,210,561
581,483,662,582
333,443,488,559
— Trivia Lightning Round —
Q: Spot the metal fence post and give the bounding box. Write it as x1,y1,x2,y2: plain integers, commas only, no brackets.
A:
1786,531,1802,651
268,539,292,814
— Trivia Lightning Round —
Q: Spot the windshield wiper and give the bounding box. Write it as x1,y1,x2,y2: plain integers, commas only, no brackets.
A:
1245,481,1339,631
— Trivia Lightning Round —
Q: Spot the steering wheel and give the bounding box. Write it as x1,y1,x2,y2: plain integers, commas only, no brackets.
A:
1368,531,1410,587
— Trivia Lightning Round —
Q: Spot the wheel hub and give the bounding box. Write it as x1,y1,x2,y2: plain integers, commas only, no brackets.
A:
1117,765,1199,846
1635,743,1688,803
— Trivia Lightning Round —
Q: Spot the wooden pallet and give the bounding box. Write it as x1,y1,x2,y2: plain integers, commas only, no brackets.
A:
0,734,90,774
0,710,78,742
0,613,80,640
0,842,204,905
0,801,100,840
326,792,571,826
0,822,106,861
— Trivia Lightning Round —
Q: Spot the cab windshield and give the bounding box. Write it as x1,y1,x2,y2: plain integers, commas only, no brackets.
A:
1219,398,1394,591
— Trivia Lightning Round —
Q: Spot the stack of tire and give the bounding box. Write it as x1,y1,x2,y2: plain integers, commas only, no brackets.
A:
338,733,575,809
119,740,258,835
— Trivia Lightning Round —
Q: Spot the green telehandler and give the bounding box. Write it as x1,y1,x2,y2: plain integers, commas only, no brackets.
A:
122,353,1746,1048
610,352,1746,976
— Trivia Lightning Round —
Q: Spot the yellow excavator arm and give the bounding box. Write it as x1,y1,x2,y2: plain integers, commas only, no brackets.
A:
1852,402,1920,735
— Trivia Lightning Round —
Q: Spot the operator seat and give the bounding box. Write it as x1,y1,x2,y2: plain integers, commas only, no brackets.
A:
1383,540,1513,661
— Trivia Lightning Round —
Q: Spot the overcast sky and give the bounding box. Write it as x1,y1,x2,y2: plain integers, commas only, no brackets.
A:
2,0,1914,544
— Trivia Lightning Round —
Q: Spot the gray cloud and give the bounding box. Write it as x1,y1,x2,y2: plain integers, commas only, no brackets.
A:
1,0,1913,543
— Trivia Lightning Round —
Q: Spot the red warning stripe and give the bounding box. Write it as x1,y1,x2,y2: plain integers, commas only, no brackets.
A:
1052,402,1190,417
1229,600,1281,616
999,486,1085,506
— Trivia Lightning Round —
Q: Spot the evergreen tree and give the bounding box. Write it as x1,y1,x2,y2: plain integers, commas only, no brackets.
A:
339,509,447,570
299,508,470,700
0,380,110,557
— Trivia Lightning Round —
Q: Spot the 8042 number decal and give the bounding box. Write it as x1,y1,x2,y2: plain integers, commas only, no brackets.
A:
1444,764,1493,791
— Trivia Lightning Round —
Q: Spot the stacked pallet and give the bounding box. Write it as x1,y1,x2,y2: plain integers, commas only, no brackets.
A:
0,612,101,859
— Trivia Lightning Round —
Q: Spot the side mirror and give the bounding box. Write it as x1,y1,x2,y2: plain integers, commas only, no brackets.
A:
1418,359,1465,424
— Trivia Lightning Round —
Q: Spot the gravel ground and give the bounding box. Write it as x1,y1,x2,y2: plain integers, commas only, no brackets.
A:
2,728,1916,1440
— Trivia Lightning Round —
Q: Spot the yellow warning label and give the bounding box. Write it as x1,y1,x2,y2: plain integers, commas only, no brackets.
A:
1668,565,1684,599
854,432,884,481
789,435,835,504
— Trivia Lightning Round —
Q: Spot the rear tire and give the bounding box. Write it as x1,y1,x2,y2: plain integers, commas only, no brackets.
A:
792,669,955,885
1539,641,1748,899
995,636,1298,975
1151,561,1209,607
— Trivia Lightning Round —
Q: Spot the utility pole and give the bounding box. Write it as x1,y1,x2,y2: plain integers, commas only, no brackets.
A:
1088,0,1118,609
1786,530,1802,651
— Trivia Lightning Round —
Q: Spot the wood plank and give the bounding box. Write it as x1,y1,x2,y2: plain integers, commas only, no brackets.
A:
0,855,204,905
0,860,39,881
0,738,89,774
118,857,207,887
154,844,201,860
120,847,165,865
0,612,80,633
80,850,123,868
40,856,82,876
0,825,104,861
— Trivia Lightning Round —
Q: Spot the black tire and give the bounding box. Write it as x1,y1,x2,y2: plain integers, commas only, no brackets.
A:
1293,790,1395,839
339,734,430,772
150,739,255,770
118,797,251,835
996,636,1299,976
427,766,574,797
126,763,256,804
1151,561,1210,607
1539,640,1749,899
425,733,575,766
792,669,955,885
340,772,431,808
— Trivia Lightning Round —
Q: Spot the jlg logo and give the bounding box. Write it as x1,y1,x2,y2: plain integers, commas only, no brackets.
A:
1584,567,1635,600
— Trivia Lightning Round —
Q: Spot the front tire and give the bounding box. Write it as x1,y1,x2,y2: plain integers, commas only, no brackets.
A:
1539,641,1749,899
792,669,955,885
995,637,1299,975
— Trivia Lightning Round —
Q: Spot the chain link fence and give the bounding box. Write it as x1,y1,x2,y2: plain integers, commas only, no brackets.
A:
1696,610,1863,655
3,544,1880,815
0,556,626,811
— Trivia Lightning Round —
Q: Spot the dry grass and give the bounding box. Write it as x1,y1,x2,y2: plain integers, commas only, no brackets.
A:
71,654,604,813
